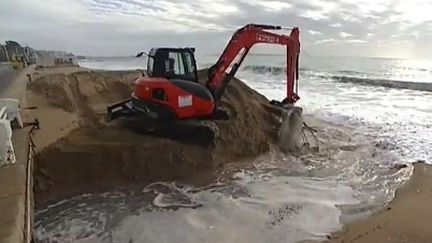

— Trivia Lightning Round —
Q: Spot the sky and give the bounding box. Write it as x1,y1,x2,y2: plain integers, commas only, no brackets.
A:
1,0,431,59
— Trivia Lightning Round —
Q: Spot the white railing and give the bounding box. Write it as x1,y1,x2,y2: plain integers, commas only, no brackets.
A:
0,98,23,167
0,106,6,119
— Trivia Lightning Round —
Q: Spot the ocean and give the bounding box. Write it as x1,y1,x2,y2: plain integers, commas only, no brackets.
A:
79,55,432,162
35,55,431,243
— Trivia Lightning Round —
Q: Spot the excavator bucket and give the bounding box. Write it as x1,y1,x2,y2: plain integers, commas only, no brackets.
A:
268,101,304,152
278,106,303,152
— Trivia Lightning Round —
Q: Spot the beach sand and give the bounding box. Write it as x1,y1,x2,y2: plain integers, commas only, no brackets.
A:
327,163,432,243
27,67,286,206
29,67,432,242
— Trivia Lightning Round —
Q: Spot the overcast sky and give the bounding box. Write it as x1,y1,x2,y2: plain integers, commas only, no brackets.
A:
1,0,431,59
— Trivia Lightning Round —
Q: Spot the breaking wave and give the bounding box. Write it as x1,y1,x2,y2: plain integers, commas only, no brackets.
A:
330,75,432,92
242,65,432,92
143,182,202,209
243,65,286,75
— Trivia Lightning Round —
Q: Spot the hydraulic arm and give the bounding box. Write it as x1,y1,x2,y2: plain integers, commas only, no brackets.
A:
206,24,300,104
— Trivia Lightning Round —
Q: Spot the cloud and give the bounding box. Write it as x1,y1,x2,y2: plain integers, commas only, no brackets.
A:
239,0,292,12
394,0,432,24
300,10,328,21
314,38,336,44
330,22,343,28
339,32,353,38
0,0,431,58
344,39,367,43
308,30,322,35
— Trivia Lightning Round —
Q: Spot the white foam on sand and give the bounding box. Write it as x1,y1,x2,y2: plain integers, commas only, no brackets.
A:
34,131,413,243
102,170,358,243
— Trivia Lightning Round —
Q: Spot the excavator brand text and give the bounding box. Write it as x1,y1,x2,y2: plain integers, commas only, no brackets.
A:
256,33,279,43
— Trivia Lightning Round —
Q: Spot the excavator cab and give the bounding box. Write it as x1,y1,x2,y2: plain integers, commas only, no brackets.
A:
147,48,198,83
107,47,215,122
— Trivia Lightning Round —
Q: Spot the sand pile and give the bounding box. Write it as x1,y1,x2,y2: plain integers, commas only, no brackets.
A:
29,69,283,205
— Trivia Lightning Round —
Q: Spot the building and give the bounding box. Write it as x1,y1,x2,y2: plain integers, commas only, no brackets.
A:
5,41,24,60
0,45,8,62
0,40,78,67
35,55,78,67
23,47,36,64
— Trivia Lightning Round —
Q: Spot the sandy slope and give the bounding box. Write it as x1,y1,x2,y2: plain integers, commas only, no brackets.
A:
27,67,285,206
27,67,85,149
327,163,432,243
28,67,432,242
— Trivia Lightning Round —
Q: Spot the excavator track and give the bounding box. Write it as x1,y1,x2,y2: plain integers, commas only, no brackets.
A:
174,120,220,141
154,120,220,146
126,118,220,146
109,100,227,146
211,102,236,120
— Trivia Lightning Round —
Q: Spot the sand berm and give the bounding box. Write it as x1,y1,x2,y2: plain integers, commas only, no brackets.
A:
28,67,287,206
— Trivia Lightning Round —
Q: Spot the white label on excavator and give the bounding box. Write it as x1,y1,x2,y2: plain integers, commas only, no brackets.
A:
178,95,192,107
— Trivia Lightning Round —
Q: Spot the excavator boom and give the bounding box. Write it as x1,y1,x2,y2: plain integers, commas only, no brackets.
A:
207,24,300,104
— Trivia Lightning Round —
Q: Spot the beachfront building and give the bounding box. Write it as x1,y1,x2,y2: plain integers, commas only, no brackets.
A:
0,40,78,67
35,51,78,67
5,41,25,60
0,45,8,62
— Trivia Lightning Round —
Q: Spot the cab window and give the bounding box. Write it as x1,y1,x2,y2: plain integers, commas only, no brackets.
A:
147,56,154,76
184,52,196,80
167,52,185,75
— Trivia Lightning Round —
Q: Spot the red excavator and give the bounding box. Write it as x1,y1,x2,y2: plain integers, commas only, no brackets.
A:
107,24,300,126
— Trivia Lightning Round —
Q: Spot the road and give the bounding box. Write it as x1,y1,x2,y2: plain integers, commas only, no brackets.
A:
0,64,17,94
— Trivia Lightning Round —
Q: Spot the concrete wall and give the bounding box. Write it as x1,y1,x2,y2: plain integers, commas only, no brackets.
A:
35,56,55,67
36,55,78,67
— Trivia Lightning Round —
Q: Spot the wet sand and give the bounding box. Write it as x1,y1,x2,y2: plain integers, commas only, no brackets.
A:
29,67,432,243
328,163,432,243
28,67,286,207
